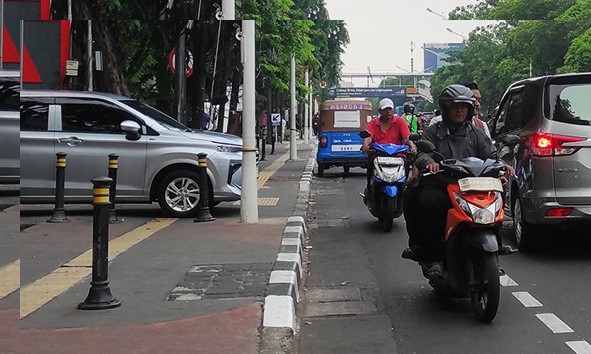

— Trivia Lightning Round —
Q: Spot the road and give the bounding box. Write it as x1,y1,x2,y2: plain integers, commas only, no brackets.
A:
296,167,591,354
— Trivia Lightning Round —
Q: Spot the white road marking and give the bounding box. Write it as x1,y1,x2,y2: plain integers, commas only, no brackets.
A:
566,341,591,354
536,313,574,333
500,274,518,286
512,291,543,307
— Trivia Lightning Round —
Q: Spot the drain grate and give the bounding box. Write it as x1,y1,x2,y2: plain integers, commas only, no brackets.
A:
167,262,273,301
304,286,377,317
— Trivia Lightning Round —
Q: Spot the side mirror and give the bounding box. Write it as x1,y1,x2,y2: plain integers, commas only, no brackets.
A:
121,120,141,141
501,134,520,147
415,140,436,153
359,131,370,139
409,133,421,141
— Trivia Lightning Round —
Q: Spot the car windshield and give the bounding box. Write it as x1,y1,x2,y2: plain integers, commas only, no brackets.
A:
548,83,591,126
120,99,192,131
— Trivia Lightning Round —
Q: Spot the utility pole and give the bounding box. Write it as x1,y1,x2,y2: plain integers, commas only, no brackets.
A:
240,20,258,223
303,68,309,144
222,0,235,19
87,21,93,91
174,1,188,125
290,53,298,160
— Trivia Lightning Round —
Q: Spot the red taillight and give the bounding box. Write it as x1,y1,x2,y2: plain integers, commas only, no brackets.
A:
545,208,572,217
531,133,585,157
319,136,328,148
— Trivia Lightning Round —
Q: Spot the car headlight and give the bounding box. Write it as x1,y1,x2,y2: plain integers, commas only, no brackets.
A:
217,144,242,153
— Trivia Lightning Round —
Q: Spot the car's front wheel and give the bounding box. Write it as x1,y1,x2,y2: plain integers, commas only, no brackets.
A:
157,170,204,217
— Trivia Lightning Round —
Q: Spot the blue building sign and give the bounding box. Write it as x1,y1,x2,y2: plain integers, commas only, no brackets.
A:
423,42,465,73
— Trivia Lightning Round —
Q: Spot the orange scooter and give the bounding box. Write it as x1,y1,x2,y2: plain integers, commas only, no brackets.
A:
412,138,517,323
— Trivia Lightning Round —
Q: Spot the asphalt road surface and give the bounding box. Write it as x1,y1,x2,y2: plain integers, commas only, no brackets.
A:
296,166,591,354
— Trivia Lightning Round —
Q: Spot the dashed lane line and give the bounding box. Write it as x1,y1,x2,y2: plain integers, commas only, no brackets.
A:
536,313,574,334
20,218,177,319
0,260,20,299
505,274,588,350
512,291,543,307
566,341,591,354
500,274,518,286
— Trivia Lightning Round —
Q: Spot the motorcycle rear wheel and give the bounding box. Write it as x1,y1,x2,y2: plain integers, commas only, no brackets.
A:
471,253,500,323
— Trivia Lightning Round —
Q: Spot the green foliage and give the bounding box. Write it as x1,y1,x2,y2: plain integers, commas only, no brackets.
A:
432,1,591,116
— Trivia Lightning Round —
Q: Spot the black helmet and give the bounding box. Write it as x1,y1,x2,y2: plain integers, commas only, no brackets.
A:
403,103,415,114
438,84,475,121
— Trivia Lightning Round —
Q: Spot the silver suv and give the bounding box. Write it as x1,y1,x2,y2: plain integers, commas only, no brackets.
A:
20,90,244,217
0,70,20,185
490,72,591,250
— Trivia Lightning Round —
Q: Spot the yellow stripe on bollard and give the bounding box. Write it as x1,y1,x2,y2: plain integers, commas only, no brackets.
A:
108,162,118,169
93,187,110,204
56,158,66,167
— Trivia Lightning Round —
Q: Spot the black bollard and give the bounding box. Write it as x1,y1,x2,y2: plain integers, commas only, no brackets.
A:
107,154,122,224
260,126,267,161
193,153,215,222
270,126,276,155
78,177,121,310
48,152,69,223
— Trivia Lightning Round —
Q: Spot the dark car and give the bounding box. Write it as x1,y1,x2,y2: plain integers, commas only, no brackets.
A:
489,72,591,251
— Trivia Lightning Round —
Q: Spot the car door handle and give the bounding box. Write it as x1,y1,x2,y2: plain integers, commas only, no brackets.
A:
58,137,84,146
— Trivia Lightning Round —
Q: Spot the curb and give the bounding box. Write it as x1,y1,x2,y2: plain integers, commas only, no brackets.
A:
260,143,316,354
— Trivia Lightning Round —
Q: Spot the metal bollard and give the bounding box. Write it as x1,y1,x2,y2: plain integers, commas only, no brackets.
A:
107,154,122,224
48,152,69,223
193,153,215,222
260,126,267,161
78,177,121,310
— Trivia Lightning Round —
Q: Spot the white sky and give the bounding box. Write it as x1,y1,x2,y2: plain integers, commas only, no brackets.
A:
323,0,498,82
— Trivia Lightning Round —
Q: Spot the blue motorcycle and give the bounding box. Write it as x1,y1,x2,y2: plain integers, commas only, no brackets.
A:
360,132,411,232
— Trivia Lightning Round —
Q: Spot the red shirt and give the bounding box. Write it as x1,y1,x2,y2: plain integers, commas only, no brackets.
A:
366,115,410,144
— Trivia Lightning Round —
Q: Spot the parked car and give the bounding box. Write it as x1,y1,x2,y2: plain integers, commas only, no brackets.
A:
0,70,20,185
20,90,245,217
489,72,591,250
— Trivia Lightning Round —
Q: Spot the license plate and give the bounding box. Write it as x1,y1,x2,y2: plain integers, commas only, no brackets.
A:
331,144,362,152
376,156,404,165
458,177,503,192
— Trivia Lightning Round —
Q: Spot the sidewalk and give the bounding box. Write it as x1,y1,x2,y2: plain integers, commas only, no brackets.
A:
14,139,316,354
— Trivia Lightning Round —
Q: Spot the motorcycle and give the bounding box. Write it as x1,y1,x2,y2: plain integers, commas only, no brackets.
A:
359,131,411,232
410,139,516,323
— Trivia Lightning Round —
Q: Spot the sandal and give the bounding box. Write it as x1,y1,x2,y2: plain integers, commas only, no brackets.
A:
426,262,443,280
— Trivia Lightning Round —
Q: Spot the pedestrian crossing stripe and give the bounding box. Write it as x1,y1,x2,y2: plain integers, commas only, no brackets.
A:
0,260,20,300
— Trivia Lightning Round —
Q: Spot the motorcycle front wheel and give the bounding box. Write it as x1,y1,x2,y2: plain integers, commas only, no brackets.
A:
380,196,396,232
471,252,500,323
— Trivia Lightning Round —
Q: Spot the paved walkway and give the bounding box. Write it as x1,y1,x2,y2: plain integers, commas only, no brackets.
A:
4,140,315,354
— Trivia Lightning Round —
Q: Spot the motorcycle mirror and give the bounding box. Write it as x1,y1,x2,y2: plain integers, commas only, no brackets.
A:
415,140,436,153
359,131,371,139
502,134,520,147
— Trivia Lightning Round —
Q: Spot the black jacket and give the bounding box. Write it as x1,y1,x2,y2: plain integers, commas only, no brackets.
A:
415,119,494,172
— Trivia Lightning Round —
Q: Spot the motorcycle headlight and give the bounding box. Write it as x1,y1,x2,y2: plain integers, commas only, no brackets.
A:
375,165,405,183
453,192,497,225
472,209,495,224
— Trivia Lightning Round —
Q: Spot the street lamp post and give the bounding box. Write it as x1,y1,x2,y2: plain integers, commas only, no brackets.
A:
426,8,448,20
446,28,468,42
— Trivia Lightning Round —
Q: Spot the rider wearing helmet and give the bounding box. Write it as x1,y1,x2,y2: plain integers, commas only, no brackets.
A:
401,84,497,279
401,103,420,134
